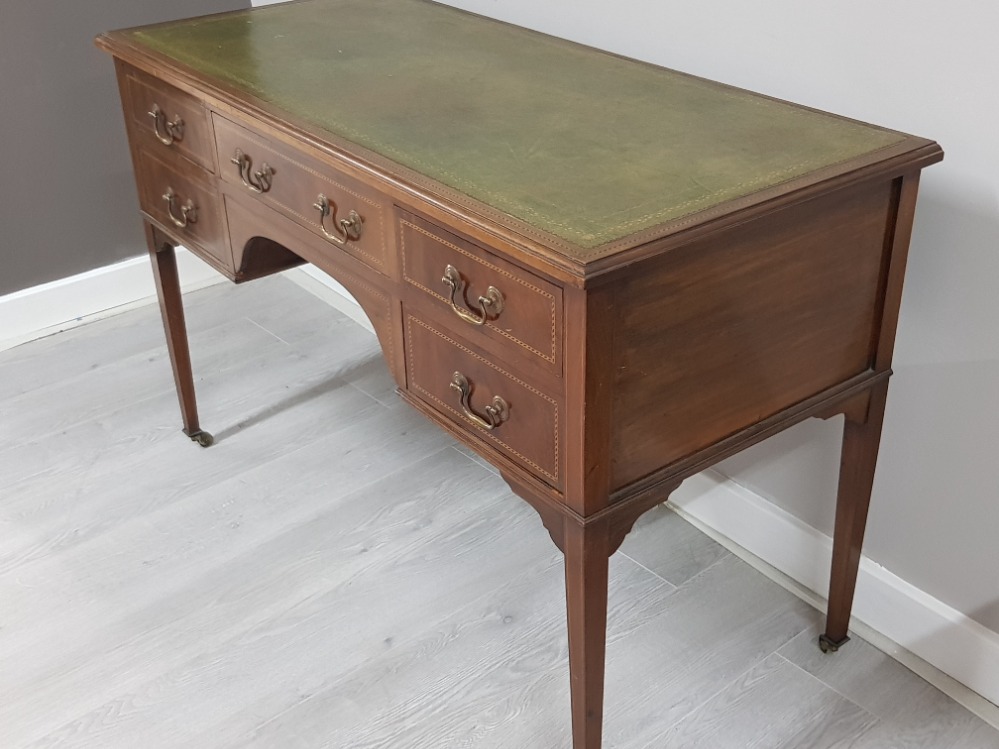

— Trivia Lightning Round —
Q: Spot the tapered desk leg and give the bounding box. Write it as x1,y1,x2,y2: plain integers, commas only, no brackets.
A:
564,518,610,749
820,380,889,652
146,223,214,447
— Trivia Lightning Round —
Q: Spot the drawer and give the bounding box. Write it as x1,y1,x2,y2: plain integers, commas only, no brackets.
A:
213,114,392,275
406,314,562,488
399,212,562,376
125,68,214,172
136,149,231,272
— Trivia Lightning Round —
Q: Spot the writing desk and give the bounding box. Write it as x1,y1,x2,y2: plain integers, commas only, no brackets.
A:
97,2,942,746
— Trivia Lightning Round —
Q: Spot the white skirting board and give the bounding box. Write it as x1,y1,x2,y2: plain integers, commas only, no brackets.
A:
671,470,999,726
0,249,225,352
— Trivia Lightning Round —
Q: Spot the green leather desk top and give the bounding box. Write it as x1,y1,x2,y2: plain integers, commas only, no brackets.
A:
123,0,909,254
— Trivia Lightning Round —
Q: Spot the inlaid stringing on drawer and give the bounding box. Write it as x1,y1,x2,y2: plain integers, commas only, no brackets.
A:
400,212,562,376
213,114,392,275
125,68,215,172
136,149,230,271
405,314,562,488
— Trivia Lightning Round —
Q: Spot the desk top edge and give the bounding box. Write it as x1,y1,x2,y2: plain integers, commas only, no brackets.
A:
95,0,942,276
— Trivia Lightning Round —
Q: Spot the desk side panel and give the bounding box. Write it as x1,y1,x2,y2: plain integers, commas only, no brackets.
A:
609,179,896,491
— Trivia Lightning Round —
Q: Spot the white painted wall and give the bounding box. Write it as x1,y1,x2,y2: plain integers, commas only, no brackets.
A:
249,0,999,638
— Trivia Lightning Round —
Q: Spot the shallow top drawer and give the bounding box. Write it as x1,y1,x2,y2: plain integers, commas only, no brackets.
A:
125,68,214,172
214,114,392,276
400,212,563,376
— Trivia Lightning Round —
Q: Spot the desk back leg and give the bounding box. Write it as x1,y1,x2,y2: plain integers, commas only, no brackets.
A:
146,223,214,447
821,379,889,651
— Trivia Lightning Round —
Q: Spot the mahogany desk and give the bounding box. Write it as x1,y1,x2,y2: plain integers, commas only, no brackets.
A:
97,2,942,746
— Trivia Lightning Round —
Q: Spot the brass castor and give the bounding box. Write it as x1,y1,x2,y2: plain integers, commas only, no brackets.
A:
818,634,850,653
186,429,215,447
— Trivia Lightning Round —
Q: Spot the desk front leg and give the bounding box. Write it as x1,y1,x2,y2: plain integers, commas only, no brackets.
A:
563,516,611,749
145,222,214,448
821,379,889,651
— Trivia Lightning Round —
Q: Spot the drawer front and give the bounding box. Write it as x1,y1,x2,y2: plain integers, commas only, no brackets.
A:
136,149,231,272
400,213,562,375
406,314,562,488
125,69,214,172
213,115,392,275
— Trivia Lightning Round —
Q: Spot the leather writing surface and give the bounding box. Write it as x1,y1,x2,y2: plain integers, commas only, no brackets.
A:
129,0,904,253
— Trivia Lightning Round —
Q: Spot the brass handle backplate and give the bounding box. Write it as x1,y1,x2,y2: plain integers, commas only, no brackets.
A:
230,149,274,193
312,194,364,245
450,371,508,431
148,104,184,146
441,265,504,326
163,188,197,228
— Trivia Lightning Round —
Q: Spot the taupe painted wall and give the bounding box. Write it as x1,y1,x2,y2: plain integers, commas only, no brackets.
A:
0,0,249,297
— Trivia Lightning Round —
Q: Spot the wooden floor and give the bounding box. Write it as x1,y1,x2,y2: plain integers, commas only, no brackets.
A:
2,274,997,749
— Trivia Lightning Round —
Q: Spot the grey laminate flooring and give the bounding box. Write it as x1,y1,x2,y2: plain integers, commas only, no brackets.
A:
2,275,997,749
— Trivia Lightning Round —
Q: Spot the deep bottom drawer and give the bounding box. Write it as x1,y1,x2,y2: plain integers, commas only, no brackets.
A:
405,313,562,488
136,149,231,272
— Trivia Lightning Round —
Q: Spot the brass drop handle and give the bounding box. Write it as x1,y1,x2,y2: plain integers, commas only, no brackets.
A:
450,371,508,431
441,265,504,326
312,194,364,245
148,104,184,146
163,188,197,228
230,149,274,193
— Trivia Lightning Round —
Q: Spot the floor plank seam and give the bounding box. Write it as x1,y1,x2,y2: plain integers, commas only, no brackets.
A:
643,647,791,746
772,650,882,724
215,493,555,746
450,445,501,476
2,326,324,453
345,378,397,410
0,383,180,456
208,375,360,443
666,546,735,592
617,551,679,589
243,315,293,346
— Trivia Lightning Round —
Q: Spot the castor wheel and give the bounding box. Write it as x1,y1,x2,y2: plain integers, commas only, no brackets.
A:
185,429,215,447
818,634,849,653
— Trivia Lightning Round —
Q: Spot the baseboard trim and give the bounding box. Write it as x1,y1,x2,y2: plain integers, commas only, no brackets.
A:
671,470,999,726
0,249,225,352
